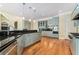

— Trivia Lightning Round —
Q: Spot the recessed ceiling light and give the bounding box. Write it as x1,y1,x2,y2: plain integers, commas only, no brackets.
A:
33,20,36,23
22,17,25,20
32,7,36,10
29,19,31,22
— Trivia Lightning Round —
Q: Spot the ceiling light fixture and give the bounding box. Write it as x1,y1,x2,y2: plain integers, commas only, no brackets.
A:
29,6,36,12
29,19,31,22
22,17,25,20
22,3,26,20
33,20,36,23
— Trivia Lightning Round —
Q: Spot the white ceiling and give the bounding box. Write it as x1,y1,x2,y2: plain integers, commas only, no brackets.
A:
0,3,76,20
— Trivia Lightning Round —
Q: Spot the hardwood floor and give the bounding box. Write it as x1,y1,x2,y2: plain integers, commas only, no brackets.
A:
22,36,72,55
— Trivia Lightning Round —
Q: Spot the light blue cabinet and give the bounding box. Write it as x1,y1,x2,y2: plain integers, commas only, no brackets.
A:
17,35,24,55
17,33,41,55
72,37,79,55
23,33,41,47
38,21,48,29
42,31,58,38
72,4,79,19
48,16,59,29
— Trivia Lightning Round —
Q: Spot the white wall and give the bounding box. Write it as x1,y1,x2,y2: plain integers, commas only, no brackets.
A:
23,20,31,30
0,11,39,31
0,11,23,31
59,12,76,39
30,20,38,30
0,14,1,30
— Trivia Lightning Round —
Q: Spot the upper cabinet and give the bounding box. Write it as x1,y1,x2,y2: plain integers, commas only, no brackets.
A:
72,4,79,20
0,14,8,23
72,4,79,32
38,16,59,31
38,20,48,29
48,16,59,29
0,14,10,31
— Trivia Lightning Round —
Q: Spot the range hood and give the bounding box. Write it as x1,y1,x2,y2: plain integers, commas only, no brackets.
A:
73,13,79,20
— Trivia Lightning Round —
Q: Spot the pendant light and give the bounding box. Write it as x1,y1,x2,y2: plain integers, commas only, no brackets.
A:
22,3,26,20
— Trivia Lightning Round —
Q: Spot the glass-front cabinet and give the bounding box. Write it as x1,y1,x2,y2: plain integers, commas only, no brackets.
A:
38,20,48,31
72,4,79,33
74,20,79,33
0,14,10,31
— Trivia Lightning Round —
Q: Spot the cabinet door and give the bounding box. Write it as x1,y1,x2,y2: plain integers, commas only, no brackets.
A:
24,33,41,47
23,34,32,47
17,36,24,55
72,38,79,55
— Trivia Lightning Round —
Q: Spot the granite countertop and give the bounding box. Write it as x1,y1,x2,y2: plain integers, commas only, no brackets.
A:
0,30,39,52
0,39,16,52
0,30,38,35
0,36,8,41
0,30,38,41
70,33,79,38
71,33,79,36
42,28,52,31
0,35,22,52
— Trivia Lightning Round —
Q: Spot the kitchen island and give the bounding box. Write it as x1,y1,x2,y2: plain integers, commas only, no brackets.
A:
17,31,41,55
0,30,41,55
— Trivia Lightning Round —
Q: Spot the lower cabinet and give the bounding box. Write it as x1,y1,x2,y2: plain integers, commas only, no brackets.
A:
17,36,24,55
42,31,58,38
0,33,41,55
0,41,17,55
72,37,79,55
23,33,41,47
17,33,41,55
